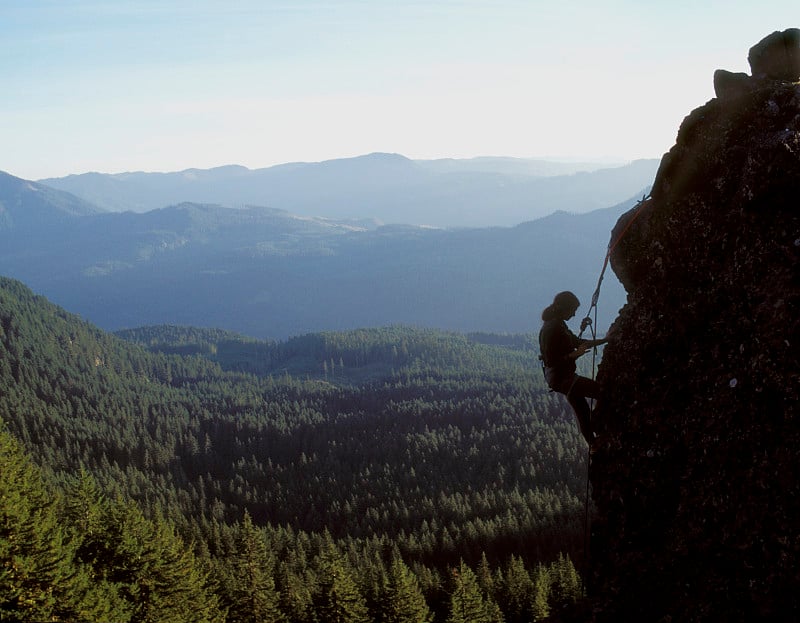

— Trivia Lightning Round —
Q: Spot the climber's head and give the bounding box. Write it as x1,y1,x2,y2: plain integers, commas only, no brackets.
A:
542,291,580,321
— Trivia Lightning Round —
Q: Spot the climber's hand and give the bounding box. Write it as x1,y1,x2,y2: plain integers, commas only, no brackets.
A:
573,343,591,358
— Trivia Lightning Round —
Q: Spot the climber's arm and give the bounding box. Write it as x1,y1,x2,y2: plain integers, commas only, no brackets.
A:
567,337,608,359
581,337,608,348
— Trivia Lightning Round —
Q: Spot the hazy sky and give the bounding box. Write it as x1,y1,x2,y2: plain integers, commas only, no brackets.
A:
2,1,797,179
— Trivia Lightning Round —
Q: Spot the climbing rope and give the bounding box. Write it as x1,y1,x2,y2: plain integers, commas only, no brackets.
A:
581,307,598,575
576,192,650,576
578,192,650,341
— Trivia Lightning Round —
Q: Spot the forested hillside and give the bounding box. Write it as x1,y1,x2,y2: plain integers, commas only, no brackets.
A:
1,276,592,621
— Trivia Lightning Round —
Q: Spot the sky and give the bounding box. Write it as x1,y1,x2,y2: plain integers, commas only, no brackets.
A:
1,1,798,180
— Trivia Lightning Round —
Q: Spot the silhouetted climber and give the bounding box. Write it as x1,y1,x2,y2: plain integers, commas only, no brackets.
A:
539,291,607,444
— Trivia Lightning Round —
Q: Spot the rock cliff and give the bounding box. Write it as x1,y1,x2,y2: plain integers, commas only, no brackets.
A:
589,29,800,622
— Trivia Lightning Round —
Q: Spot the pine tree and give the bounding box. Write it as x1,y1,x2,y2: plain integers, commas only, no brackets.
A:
475,552,495,597
530,564,551,621
550,553,583,608
226,511,285,623
81,495,223,623
61,473,135,621
360,550,388,623
0,427,130,622
382,556,433,623
484,598,506,623
445,561,499,623
312,543,370,623
141,513,224,623
498,555,533,623
0,426,75,620
63,468,106,537
276,559,313,623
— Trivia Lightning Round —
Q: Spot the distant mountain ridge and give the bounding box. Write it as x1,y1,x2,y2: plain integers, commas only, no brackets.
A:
0,170,103,230
38,153,659,227
0,171,631,339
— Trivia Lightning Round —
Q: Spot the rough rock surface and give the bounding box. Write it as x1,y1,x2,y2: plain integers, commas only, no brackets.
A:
748,28,800,81
588,31,800,622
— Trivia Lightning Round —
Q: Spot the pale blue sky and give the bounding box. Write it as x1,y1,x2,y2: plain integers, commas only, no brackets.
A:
2,1,797,179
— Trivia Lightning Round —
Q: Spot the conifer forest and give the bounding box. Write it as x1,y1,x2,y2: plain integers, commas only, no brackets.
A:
0,276,589,622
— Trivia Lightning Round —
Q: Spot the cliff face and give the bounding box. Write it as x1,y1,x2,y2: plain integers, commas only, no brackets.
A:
590,30,800,622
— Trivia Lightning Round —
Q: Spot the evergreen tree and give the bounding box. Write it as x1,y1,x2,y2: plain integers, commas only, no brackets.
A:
0,426,71,620
276,559,313,623
445,561,501,623
530,564,550,621
497,555,533,623
80,495,223,622
475,552,495,597
382,555,433,623
312,542,370,623
0,427,130,622
226,511,285,623
484,598,506,623
550,553,583,608
360,550,388,623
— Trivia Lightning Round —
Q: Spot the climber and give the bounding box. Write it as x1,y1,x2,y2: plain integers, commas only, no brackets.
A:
539,291,608,444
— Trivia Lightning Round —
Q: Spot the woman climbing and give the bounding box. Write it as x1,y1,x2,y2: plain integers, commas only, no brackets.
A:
539,291,607,444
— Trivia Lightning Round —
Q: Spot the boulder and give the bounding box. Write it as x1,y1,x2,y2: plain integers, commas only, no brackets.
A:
748,28,800,81
713,68,751,99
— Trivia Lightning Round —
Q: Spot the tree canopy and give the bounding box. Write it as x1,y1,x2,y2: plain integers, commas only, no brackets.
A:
0,276,590,620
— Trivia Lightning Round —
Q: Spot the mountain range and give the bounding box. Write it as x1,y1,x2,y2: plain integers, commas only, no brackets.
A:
38,153,659,227
0,171,102,229
0,166,635,340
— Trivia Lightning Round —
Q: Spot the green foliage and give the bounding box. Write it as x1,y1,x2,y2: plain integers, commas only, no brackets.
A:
382,556,433,623
445,561,502,623
0,425,75,620
63,478,223,622
312,538,371,623
276,558,313,623
225,511,284,623
0,426,223,622
497,555,534,623
0,425,132,622
0,276,591,621
530,564,551,621
549,552,584,608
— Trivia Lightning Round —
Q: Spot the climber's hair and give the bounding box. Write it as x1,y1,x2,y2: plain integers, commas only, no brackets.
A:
541,291,580,321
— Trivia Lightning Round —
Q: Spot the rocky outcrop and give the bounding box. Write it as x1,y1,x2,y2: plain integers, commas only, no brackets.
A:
748,28,800,81
589,29,800,622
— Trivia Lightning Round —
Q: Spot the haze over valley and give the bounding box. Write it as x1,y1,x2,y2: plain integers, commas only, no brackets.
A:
0,154,651,340
39,153,659,228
